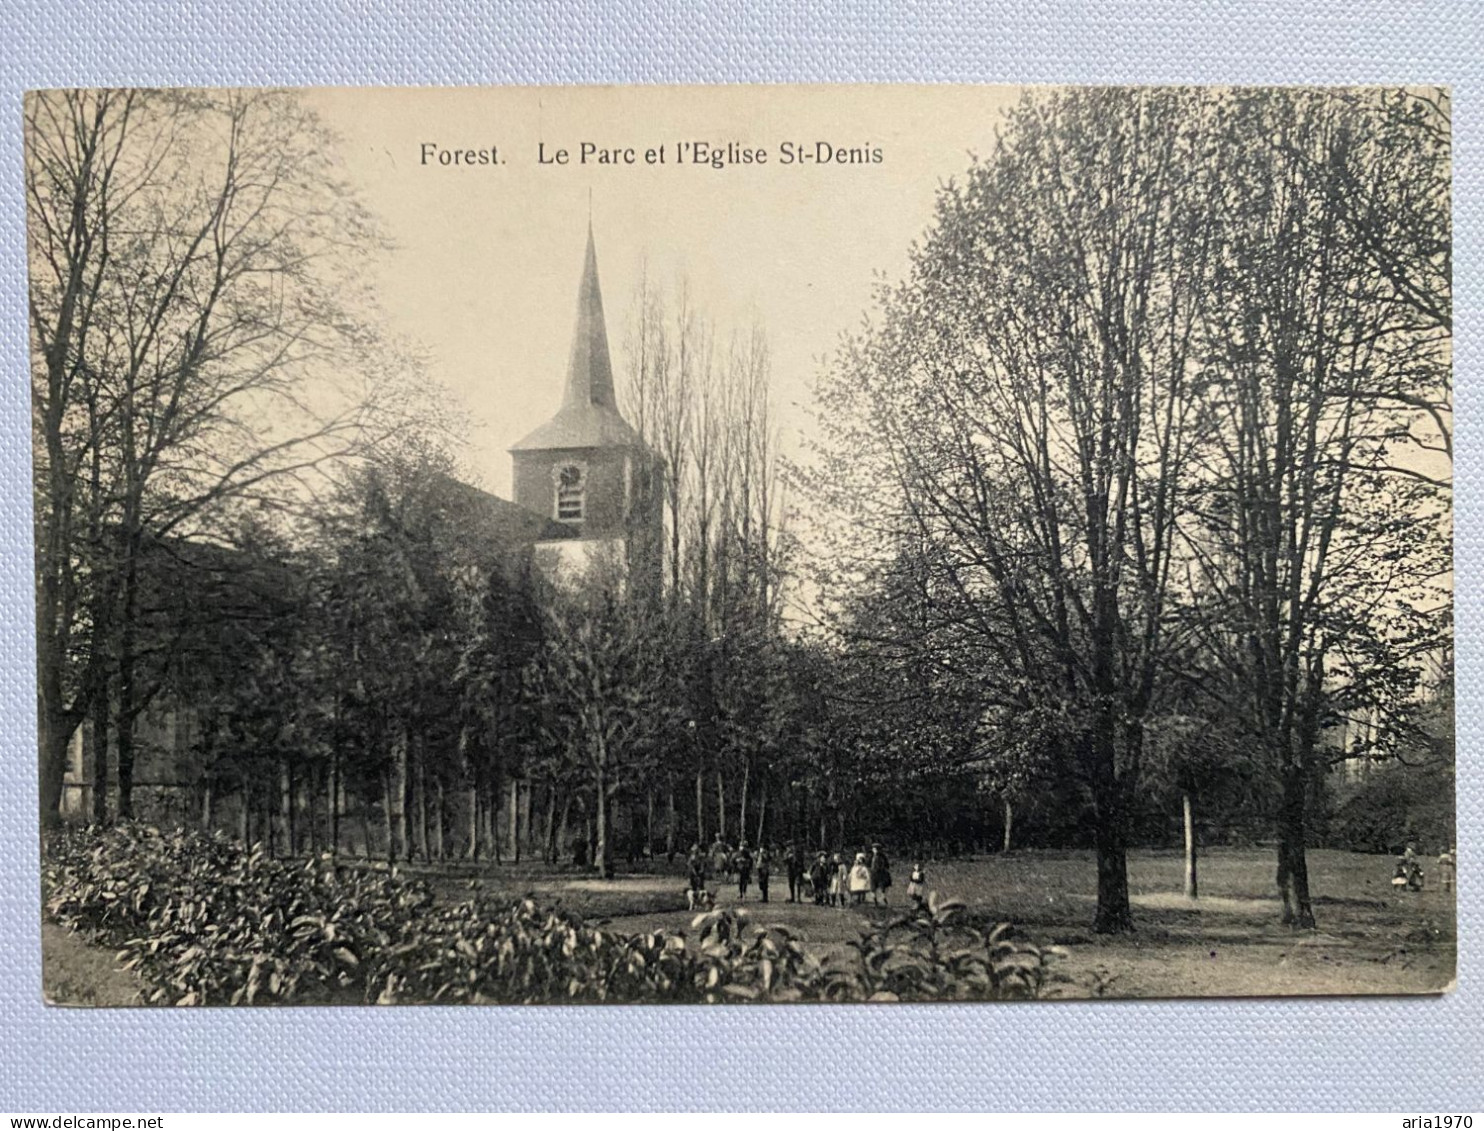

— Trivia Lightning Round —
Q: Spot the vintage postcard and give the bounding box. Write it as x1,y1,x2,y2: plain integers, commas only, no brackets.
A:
28,85,1452,1005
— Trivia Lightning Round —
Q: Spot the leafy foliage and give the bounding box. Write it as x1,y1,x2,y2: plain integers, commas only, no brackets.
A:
44,825,1071,1006
799,85,1452,930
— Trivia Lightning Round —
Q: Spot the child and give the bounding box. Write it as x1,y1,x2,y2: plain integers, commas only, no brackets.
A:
849,852,872,906
687,843,708,907
809,852,830,905
755,845,772,903
1438,846,1456,893
907,861,927,910
829,852,847,907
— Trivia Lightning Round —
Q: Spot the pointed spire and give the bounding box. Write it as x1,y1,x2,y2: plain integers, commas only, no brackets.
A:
563,222,617,409
510,219,641,454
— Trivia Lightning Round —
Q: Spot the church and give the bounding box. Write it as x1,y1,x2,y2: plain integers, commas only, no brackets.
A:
59,224,661,827
509,223,662,586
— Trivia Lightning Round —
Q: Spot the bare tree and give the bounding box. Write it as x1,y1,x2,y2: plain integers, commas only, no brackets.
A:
28,89,397,825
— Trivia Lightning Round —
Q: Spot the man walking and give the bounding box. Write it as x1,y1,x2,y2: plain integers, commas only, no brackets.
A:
870,843,892,906
784,842,805,902
687,843,708,908
734,840,753,900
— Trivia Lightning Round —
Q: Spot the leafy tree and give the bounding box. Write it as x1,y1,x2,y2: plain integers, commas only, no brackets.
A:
806,88,1221,932
1181,88,1451,926
531,555,674,877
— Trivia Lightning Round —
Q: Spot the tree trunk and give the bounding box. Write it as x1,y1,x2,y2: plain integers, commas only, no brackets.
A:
1093,819,1133,934
304,772,320,855
39,715,72,830
278,760,294,857
487,776,501,864
1002,795,1014,853
392,728,410,862
114,690,136,820
595,738,612,878
414,748,429,862
544,785,558,864
738,762,750,845
756,782,768,847
1277,766,1316,928
665,780,677,860
238,783,250,845
508,778,521,863
304,770,316,852
356,793,372,859
695,768,705,845
114,545,141,821
466,773,480,859
327,753,340,856
1183,790,1199,900
381,769,395,865
90,690,109,824
557,794,572,864
201,778,214,832
435,777,446,861
645,789,655,858
35,543,76,828
1087,710,1134,934
595,786,611,878
716,769,726,841
521,778,533,859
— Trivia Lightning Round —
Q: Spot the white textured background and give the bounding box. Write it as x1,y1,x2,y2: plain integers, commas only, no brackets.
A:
0,0,1478,1112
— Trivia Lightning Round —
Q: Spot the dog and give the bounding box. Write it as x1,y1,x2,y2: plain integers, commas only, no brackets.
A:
685,887,715,912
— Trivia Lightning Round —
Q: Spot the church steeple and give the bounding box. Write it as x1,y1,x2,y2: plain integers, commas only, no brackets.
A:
563,223,618,411
510,220,659,560
510,223,640,454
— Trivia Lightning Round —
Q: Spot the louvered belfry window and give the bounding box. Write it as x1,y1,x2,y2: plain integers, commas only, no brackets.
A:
556,464,585,521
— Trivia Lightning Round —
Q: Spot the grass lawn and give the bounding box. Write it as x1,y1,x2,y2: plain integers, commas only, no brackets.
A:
42,846,1455,1004
427,846,1456,1000
41,921,144,1007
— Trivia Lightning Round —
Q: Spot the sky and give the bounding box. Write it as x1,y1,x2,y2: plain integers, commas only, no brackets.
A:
303,85,1024,498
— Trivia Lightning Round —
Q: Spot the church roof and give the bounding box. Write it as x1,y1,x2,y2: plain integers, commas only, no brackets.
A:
429,474,576,544
511,225,644,453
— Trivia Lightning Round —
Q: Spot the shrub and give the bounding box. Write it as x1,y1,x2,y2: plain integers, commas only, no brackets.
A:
44,825,1072,1005
44,824,433,1005
365,897,701,1005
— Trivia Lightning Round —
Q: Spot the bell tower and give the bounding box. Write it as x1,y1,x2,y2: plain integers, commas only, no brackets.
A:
511,223,660,581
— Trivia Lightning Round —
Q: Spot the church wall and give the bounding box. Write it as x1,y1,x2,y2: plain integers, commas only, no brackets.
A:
60,699,205,824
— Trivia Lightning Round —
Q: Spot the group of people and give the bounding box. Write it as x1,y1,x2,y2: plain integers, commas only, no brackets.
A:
686,835,928,910
687,836,777,903
1392,842,1457,894
799,844,898,907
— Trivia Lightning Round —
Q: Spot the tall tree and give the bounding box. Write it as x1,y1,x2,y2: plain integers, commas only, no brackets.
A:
533,556,672,878
1182,88,1451,926
28,88,393,825
808,88,1220,932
